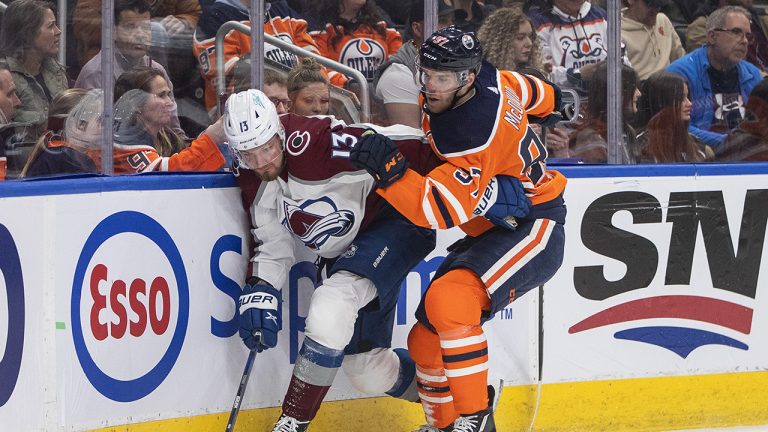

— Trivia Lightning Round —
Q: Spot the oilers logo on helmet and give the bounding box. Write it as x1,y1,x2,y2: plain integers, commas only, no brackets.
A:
461,34,475,49
282,197,355,250
339,38,386,80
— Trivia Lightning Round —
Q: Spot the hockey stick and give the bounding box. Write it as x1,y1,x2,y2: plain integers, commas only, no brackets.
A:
225,331,261,432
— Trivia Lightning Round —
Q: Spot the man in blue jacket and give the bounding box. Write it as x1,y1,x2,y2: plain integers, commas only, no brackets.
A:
667,5,762,150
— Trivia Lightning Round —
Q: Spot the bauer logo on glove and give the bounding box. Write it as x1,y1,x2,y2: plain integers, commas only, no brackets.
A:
239,292,279,310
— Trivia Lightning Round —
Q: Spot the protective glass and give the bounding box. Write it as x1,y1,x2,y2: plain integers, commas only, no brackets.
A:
233,135,283,170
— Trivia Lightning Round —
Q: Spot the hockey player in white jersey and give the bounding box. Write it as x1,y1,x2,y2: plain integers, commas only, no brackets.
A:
226,89,440,432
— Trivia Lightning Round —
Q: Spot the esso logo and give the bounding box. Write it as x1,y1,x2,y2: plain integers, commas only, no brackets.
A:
0,223,24,407
71,211,189,402
88,264,171,340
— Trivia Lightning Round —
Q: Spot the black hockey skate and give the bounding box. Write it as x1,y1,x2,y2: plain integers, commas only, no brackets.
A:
450,385,496,432
272,413,310,432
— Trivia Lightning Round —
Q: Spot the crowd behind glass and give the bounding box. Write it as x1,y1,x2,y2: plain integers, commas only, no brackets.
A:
1,0,767,180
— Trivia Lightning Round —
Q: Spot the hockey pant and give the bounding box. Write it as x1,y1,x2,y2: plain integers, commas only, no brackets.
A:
281,270,417,421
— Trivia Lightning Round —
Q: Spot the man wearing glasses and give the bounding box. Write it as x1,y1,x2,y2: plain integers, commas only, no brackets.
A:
667,5,762,149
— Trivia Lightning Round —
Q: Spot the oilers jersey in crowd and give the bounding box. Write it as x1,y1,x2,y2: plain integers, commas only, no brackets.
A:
236,114,440,287
193,3,322,110
528,1,608,86
43,132,224,174
378,61,567,236
310,22,402,81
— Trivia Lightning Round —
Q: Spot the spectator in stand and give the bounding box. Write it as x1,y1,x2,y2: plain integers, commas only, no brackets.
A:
75,0,186,137
74,0,201,68
478,4,543,72
0,0,68,150
193,0,331,113
232,66,292,114
111,88,226,173
528,0,612,91
308,0,402,82
569,62,642,163
374,0,454,128
452,0,496,32
0,62,22,181
20,88,98,178
622,0,686,81
22,88,226,176
719,77,768,160
635,71,714,162
686,0,768,73
287,58,332,116
113,67,190,157
667,5,762,149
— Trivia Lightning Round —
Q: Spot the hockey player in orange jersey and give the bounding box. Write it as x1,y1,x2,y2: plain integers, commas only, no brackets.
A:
351,26,567,432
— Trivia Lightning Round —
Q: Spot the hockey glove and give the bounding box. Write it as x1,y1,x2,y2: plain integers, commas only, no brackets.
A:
481,175,531,230
238,278,282,352
350,130,409,188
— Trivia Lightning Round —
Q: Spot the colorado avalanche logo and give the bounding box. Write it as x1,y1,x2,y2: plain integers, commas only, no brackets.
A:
282,197,355,250
265,33,298,67
339,38,386,80
286,130,311,156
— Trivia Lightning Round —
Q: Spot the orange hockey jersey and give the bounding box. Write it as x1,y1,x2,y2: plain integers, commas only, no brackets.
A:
193,15,322,110
378,62,567,235
310,21,402,81
84,132,224,174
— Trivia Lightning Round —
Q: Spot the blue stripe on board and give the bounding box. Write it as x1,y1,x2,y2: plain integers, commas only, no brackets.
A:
4,162,768,199
551,162,768,178
0,172,238,198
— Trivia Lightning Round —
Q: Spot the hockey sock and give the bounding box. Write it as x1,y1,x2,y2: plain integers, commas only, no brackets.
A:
282,337,344,421
385,348,419,402
425,269,491,416
409,322,457,429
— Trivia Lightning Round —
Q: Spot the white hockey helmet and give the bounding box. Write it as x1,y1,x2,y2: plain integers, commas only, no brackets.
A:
224,89,285,152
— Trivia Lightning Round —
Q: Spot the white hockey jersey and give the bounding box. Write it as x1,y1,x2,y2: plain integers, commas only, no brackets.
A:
236,114,439,288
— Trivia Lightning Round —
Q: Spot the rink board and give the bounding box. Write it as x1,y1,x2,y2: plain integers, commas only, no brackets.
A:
1,165,768,431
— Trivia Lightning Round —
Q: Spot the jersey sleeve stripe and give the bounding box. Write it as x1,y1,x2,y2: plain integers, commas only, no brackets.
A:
528,75,548,112
430,185,455,228
430,179,470,226
422,184,442,229
522,74,539,110
511,72,530,108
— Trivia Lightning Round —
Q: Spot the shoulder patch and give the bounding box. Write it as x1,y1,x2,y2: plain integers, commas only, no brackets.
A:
286,130,311,156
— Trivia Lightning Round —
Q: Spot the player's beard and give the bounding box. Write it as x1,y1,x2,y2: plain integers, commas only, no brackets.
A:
256,157,285,182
